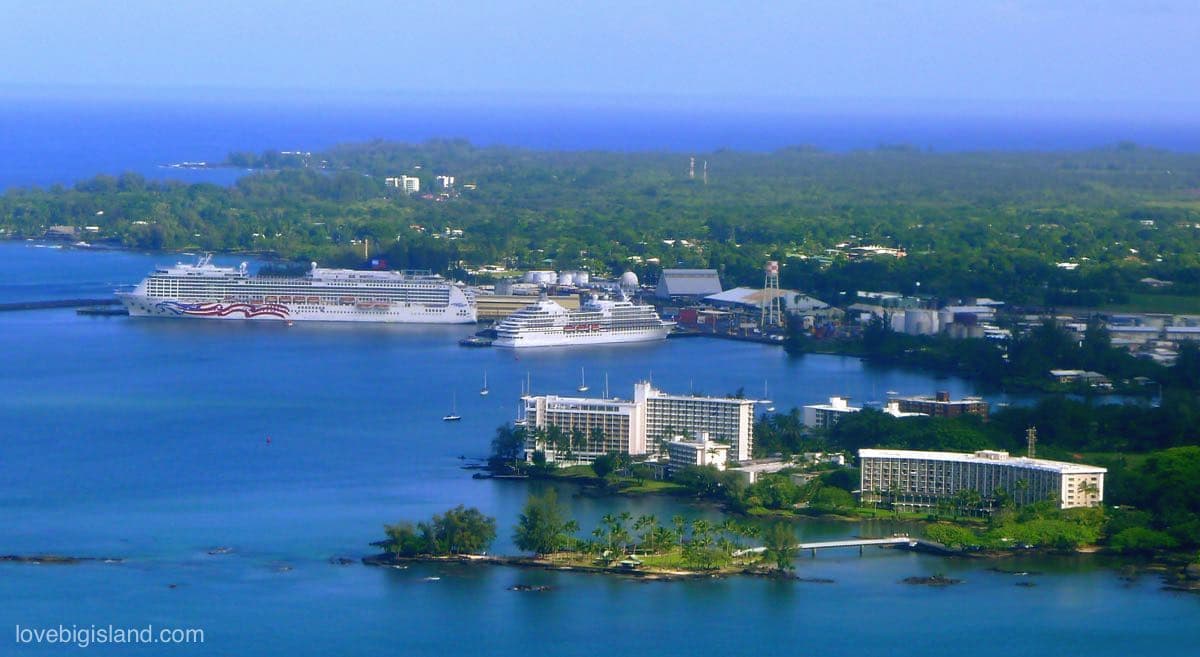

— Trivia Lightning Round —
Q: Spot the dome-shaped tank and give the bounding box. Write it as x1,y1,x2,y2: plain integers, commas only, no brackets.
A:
619,271,639,288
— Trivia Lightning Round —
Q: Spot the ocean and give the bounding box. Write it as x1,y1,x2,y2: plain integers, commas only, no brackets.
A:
2,96,1200,190
1,242,1198,656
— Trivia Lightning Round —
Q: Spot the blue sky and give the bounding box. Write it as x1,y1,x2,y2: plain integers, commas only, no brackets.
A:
1,1,1197,113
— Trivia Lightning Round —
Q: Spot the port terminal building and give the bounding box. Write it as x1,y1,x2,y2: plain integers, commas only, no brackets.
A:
521,382,756,464
859,448,1105,512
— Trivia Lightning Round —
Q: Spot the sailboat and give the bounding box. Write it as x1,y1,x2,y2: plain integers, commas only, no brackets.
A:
763,380,775,412
443,392,461,422
577,367,589,393
480,370,489,396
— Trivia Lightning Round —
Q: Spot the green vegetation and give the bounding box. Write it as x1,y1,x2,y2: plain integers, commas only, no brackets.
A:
513,489,578,556
6,141,1200,307
378,506,497,557
788,317,1197,394
921,502,1104,551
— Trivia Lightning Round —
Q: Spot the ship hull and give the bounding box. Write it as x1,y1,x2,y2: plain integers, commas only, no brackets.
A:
493,325,672,348
120,295,476,324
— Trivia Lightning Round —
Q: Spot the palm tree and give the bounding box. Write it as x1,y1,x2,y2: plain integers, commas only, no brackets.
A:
672,515,687,547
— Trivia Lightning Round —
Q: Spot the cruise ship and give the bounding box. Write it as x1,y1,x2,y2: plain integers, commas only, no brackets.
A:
492,295,673,348
120,255,476,323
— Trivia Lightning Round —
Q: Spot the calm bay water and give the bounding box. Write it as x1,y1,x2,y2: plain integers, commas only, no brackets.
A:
1,242,1198,655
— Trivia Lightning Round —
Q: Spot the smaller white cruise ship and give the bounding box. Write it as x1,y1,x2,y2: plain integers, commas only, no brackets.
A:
493,295,673,348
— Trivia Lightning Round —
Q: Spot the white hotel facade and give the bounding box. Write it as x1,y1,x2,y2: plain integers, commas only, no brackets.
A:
859,448,1106,511
521,382,756,464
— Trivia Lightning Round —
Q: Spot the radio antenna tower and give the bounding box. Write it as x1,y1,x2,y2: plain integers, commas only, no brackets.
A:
1026,426,1038,458
761,260,782,329
688,156,695,180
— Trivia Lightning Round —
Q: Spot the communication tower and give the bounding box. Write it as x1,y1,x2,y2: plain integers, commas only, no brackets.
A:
1026,426,1038,458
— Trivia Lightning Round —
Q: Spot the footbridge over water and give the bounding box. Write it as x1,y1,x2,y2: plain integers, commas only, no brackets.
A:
734,536,949,558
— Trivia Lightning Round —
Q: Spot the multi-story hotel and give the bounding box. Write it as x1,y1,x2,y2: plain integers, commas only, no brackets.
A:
892,391,990,419
802,396,861,428
859,448,1105,512
521,382,756,464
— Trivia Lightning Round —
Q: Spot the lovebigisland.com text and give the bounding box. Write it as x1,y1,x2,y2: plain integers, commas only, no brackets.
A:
16,624,205,648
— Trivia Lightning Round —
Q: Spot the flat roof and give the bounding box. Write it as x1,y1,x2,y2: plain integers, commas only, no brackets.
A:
859,448,1106,475
730,460,791,474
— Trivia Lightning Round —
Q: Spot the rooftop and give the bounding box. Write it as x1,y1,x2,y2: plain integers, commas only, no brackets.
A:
859,448,1106,475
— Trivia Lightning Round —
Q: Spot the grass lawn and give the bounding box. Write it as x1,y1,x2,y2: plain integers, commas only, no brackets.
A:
1101,293,1200,315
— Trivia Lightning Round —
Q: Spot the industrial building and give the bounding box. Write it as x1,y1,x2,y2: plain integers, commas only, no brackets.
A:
521,382,755,464
655,269,722,299
859,448,1105,512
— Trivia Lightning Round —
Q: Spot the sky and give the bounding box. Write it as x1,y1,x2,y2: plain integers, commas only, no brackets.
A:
1,1,1198,115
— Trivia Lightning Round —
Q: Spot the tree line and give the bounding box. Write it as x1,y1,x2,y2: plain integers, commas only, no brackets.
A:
5,141,1200,307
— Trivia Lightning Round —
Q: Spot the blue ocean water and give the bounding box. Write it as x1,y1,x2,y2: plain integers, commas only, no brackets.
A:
2,97,1199,189
1,242,1198,656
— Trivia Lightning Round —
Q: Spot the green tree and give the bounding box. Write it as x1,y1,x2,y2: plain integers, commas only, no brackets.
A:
513,489,576,556
761,522,797,571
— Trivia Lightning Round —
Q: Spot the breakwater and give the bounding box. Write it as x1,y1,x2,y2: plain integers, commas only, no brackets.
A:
0,298,120,312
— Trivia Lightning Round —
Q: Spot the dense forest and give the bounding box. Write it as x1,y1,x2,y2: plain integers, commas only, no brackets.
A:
4,140,1200,308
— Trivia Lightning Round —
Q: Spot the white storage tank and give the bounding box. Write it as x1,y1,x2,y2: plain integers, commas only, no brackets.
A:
523,270,557,285
904,309,939,336
619,271,639,289
572,271,590,285
557,272,574,286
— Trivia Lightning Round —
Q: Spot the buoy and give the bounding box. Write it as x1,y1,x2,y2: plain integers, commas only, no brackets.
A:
266,436,272,445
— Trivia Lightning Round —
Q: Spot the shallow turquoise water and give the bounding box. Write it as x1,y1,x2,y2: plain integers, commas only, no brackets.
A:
1,242,1197,655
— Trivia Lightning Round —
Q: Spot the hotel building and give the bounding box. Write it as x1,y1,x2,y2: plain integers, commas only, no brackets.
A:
859,448,1105,511
892,391,990,419
666,433,730,476
521,382,756,464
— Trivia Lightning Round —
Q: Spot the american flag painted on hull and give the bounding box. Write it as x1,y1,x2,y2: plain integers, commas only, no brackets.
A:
156,301,290,319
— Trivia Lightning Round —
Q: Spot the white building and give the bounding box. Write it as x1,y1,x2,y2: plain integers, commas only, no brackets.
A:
435,175,455,189
666,433,729,476
859,448,1106,512
385,175,421,194
636,382,756,462
802,397,861,429
521,382,755,464
521,394,646,464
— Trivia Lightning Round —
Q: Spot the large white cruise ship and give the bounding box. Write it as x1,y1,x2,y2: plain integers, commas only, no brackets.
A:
120,255,476,324
492,295,673,348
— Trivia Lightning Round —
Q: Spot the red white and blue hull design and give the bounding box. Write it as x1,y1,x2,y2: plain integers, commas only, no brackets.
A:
119,256,477,324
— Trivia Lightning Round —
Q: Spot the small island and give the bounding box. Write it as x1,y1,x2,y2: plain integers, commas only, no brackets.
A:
364,491,814,580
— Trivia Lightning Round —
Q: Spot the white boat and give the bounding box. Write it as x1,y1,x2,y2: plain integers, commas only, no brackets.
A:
577,367,589,392
493,295,673,348
763,380,775,412
480,370,489,396
119,254,476,324
443,393,461,422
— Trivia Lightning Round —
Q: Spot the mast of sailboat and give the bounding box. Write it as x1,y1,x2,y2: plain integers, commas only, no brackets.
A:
604,372,609,398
